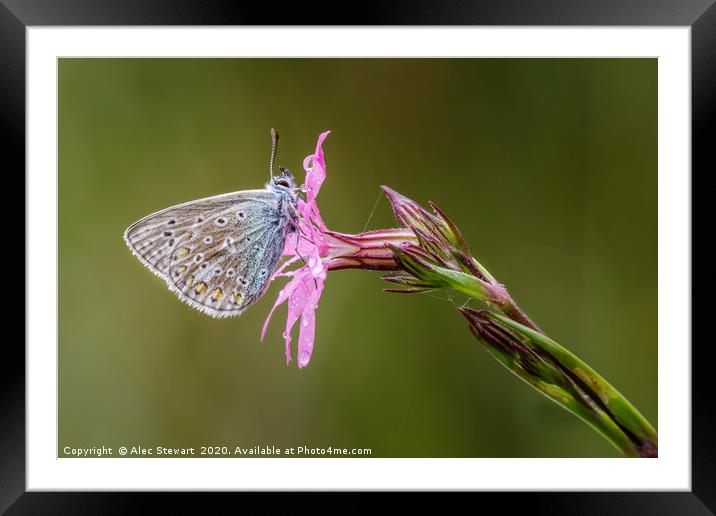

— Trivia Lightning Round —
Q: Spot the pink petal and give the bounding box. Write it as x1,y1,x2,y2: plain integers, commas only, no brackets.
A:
270,255,301,280
260,275,296,342
262,249,327,366
263,131,332,368
283,278,309,358
297,309,316,368
282,132,331,258
303,130,330,204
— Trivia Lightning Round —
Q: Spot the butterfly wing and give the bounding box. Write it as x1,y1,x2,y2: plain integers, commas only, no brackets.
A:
124,189,295,318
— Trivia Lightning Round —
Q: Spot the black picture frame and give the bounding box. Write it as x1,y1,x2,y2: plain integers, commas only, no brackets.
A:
6,0,713,512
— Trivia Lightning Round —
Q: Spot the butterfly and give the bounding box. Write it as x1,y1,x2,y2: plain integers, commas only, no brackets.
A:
123,129,300,318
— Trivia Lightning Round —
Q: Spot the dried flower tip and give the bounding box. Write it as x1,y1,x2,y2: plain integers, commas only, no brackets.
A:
381,186,470,254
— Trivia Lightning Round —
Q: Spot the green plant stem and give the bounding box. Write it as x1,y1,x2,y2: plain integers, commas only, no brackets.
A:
461,309,658,458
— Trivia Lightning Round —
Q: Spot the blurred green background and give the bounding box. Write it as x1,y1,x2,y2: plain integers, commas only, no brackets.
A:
59,58,657,458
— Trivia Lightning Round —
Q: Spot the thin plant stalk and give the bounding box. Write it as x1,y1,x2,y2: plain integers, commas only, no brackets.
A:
461,309,658,458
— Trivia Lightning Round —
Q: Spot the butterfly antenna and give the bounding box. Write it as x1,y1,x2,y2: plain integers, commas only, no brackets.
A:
269,128,279,180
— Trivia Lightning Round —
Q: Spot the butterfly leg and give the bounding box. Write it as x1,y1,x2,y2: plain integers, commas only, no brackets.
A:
292,226,308,265
287,204,319,290
287,203,313,264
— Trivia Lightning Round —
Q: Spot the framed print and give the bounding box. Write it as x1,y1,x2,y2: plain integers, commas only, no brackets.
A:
8,0,714,511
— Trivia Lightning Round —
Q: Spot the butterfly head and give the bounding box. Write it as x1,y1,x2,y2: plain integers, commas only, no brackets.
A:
270,167,297,191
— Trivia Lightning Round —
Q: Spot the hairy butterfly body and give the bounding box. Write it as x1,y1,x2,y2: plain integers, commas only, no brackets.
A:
123,129,299,318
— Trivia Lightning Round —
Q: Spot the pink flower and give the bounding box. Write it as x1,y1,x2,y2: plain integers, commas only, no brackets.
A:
261,131,415,368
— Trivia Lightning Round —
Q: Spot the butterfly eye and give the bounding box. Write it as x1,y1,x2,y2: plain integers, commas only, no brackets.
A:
274,178,290,188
